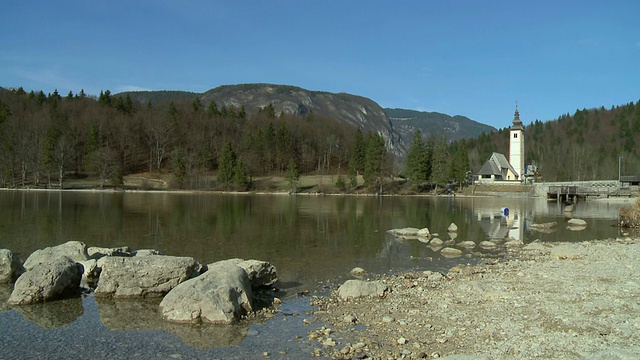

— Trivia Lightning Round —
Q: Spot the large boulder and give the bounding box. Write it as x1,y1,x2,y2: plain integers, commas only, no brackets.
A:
23,241,88,271
159,259,253,324
94,255,200,298
8,256,83,305
338,280,388,300
0,249,25,283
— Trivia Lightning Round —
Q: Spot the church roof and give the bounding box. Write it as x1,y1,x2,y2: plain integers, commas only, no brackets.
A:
477,152,518,177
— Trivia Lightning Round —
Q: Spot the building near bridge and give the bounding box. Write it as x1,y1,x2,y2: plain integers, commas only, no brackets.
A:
476,106,526,183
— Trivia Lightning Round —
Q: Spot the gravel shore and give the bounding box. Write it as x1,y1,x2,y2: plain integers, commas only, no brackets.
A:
307,238,640,359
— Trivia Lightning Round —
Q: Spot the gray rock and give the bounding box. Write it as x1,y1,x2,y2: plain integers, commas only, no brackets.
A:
95,255,200,297
388,227,420,237
568,218,587,227
338,279,388,300
132,249,160,256
430,238,444,246
87,246,131,259
458,241,476,249
8,256,83,304
441,247,463,257
79,259,99,289
159,259,253,324
23,241,88,271
505,239,524,248
238,259,278,287
417,227,430,237
350,267,367,278
0,249,25,283
479,241,497,249
447,223,458,232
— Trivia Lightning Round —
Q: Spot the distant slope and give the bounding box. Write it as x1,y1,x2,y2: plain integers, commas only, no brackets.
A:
385,108,496,143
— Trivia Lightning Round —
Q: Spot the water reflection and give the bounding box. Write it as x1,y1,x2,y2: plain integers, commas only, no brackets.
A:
95,297,248,348
11,296,83,329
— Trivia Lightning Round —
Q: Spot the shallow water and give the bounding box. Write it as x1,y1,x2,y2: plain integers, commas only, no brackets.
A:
0,191,630,358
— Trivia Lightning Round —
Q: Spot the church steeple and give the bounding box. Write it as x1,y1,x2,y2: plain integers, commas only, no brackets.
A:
511,105,523,130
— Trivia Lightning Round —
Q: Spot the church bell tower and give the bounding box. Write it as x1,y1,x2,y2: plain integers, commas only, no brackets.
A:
509,106,524,181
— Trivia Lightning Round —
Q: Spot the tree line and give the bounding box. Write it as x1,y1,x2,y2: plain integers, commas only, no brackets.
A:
0,87,400,190
462,100,640,182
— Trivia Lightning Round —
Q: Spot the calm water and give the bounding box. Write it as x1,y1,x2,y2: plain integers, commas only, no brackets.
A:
0,191,629,358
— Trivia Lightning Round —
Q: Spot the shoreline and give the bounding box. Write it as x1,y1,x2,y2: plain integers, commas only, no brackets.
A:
306,238,640,359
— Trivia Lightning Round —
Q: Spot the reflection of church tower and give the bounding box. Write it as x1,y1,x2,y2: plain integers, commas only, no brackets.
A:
509,106,524,181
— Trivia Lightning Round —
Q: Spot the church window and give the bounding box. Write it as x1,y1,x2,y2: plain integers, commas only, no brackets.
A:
513,133,518,139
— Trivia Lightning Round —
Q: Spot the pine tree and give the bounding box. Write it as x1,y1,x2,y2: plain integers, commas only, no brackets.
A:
233,159,250,189
363,133,386,188
217,142,236,185
405,130,428,186
285,159,300,192
430,134,449,189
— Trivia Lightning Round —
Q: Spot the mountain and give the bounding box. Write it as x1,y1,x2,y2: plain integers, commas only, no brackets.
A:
384,108,496,143
119,83,492,157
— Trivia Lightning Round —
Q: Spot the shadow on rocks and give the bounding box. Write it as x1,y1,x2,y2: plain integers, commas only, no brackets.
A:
95,297,249,349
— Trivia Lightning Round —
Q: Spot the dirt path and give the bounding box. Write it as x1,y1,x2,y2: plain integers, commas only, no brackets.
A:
307,238,640,359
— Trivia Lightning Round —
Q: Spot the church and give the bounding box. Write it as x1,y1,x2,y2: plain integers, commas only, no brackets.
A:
476,106,525,183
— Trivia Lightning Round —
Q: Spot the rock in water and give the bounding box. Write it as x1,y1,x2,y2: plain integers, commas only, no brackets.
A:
567,218,587,227
160,259,253,324
441,247,463,257
338,280,388,300
447,223,458,232
0,249,25,283
23,241,89,270
350,267,367,278
95,255,200,297
8,256,82,304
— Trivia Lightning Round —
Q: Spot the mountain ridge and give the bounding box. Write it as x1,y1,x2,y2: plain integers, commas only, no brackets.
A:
118,83,494,156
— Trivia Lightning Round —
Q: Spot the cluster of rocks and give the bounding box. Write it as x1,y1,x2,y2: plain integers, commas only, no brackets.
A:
1,241,278,324
387,222,525,259
307,238,640,359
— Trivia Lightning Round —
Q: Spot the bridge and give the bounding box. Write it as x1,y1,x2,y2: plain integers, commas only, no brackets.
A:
531,180,630,201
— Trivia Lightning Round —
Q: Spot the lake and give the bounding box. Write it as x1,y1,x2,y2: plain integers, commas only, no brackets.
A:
0,191,630,358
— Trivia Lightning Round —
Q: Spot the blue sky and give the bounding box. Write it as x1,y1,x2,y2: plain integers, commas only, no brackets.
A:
1,1,639,129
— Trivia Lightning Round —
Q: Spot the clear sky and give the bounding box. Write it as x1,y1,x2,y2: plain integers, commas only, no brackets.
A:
1,1,639,129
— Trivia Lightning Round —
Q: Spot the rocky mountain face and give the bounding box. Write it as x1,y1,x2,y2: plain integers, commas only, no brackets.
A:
200,84,403,155
118,83,494,157
385,108,496,145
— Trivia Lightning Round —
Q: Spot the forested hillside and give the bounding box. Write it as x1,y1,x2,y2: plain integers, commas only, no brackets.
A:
0,87,392,190
463,101,640,181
